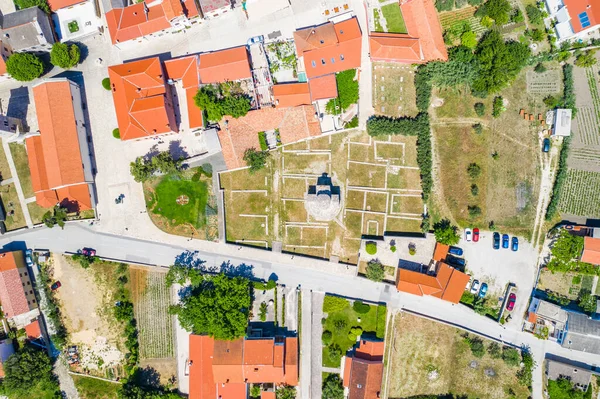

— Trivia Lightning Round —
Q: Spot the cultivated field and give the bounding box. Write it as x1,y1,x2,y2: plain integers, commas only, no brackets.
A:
537,269,597,300
438,7,486,36
130,267,175,360
221,130,424,264
431,68,543,238
386,313,531,399
558,169,600,218
372,63,419,118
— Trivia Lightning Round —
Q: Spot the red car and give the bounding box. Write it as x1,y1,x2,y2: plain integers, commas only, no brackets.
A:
81,248,96,257
506,293,516,311
472,228,480,242
51,281,61,290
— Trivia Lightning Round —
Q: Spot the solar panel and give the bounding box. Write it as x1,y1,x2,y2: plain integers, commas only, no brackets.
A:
579,11,591,28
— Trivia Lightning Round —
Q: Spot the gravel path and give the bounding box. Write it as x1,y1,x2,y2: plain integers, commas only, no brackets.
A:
310,292,324,399
54,355,80,399
299,289,312,399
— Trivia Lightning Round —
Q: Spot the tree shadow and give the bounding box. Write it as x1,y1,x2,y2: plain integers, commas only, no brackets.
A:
73,41,89,63
132,366,161,389
6,87,30,132
59,198,81,214
168,140,189,161
174,250,216,272
220,261,254,278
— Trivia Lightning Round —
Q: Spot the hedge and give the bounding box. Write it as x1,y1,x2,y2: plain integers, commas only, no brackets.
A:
545,137,569,220
323,295,348,313
352,300,371,314
258,131,268,151
102,77,111,90
561,64,577,117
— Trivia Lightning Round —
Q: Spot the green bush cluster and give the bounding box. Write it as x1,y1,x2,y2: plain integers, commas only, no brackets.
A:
476,0,512,25
492,96,505,117
352,300,371,314
474,102,485,116
258,132,268,151
50,43,80,69
326,69,359,115
548,378,592,399
323,295,349,313
345,116,359,128
465,335,485,358
517,351,535,387
546,290,570,306
322,330,333,344
347,326,363,341
194,84,251,122
39,264,68,348
244,148,269,173
6,52,44,82
130,151,182,183
365,241,377,255
102,77,112,90
366,259,385,282
545,138,570,220
111,264,139,375
561,64,577,116
253,278,277,290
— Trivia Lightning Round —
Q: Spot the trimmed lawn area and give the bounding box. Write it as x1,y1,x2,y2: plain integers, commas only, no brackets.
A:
8,142,34,198
28,202,49,225
72,375,119,399
0,142,12,180
68,20,79,33
321,295,386,367
380,3,407,33
0,184,26,230
387,313,531,399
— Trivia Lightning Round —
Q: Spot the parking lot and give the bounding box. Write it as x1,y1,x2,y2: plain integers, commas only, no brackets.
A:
459,230,538,329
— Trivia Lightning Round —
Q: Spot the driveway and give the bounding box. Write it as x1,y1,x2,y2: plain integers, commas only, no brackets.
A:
460,230,537,329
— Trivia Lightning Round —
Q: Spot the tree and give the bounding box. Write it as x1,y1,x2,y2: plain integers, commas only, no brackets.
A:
322,330,333,344
535,62,547,73
276,386,296,399
130,151,182,183
50,42,80,69
547,378,589,399
365,259,384,282
502,347,521,367
326,69,359,114
472,123,483,134
433,219,460,245
487,342,502,358
467,163,481,178
166,262,206,286
169,273,251,340
527,28,546,42
461,31,478,49
492,96,505,117
544,95,559,108
42,205,68,229
547,229,585,272
479,0,512,25
471,184,479,196
14,0,49,13
526,4,543,25
365,241,377,255
575,51,598,67
472,30,531,95
3,347,59,396
102,77,111,90
467,336,485,357
114,301,134,321
194,85,251,122
474,102,485,116
511,8,524,22
250,385,261,398
243,148,269,173
468,205,482,217
578,289,597,314
6,53,44,82
322,374,344,399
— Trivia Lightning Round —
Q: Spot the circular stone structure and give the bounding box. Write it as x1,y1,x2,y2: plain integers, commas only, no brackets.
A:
176,195,190,205
304,173,342,221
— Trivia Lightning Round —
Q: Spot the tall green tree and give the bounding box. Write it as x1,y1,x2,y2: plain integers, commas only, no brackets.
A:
433,219,460,245
169,273,251,340
194,85,251,122
365,259,385,282
6,53,44,82
243,148,269,173
322,374,344,399
578,289,597,314
42,205,68,229
129,151,182,183
478,0,512,25
50,43,80,69
14,0,49,13
2,347,60,397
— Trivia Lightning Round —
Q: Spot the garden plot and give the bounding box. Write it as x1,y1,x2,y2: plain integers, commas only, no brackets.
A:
130,267,175,360
558,169,600,218
372,63,419,118
438,7,485,35
266,40,298,83
525,69,561,95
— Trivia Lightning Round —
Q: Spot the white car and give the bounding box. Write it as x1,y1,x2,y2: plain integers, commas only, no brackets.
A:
470,279,480,294
464,228,472,242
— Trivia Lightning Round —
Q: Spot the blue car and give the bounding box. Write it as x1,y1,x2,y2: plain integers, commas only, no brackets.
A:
502,234,509,249
447,255,466,267
493,232,500,250
449,246,463,256
511,237,519,252
543,138,550,153
478,283,488,298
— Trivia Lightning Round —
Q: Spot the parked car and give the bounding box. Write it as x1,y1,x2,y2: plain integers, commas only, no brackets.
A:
543,138,551,153
473,228,480,242
51,281,61,290
506,293,517,311
465,228,472,242
81,248,96,257
470,279,480,294
478,283,488,298
502,234,509,249
449,246,463,256
493,232,500,250
447,255,466,268
511,237,519,252
25,249,33,267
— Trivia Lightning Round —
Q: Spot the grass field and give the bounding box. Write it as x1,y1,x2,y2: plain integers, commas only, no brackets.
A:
0,184,26,230
130,267,175,360
8,142,34,198
72,375,120,399
144,167,217,240
28,202,49,225
380,3,407,33
0,142,12,181
372,63,419,118
322,296,386,367
387,313,531,399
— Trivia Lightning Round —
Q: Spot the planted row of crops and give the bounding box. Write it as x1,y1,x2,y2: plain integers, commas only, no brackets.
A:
570,147,600,165
574,107,600,146
559,169,600,217
132,270,175,359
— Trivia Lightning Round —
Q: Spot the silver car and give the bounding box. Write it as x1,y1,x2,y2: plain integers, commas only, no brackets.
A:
470,279,480,294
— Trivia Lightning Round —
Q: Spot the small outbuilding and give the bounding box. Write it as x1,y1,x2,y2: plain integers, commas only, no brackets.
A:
552,108,572,137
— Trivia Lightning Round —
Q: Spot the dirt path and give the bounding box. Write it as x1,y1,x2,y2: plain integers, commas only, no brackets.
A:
531,143,558,249
54,355,80,399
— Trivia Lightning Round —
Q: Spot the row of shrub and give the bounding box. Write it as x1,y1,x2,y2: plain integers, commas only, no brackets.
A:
112,264,139,375
544,137,570,220
253,278,277,290
38,263,68,348
560,64,577,116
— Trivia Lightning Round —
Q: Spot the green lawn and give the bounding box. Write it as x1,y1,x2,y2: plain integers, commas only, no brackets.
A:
322,296,387,367
148,174,208,228
8,142,34,198
381,3,407,34
72,375,120,399
28,202,49,225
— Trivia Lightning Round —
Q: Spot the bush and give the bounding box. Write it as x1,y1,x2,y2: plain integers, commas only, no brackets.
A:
471,184,479,196
365,241,377,255
390,245,397,252
322,330,333,344
575,51,597,67
333,319,347,332
112,128,120,139
474,103,485,116
326,69,359,114
102,78,111,90
6,53,44,82
194,85,251,121
487,342,502,358
467,163,481,178
526,4,543,25
243,148,269,173
466,336,485,358
468,205,482,217
578,289,597,314
348,326,363,340
366,259,385,282
461,31,477,49
527,28,546,42
345,116,359,128
258,132,268,151
14,0,49,13
492,96,505,117
323,296,349,313
472,123,483,134
353,300,371,314
545,138,569,220
502,347,521,366
534,62,547,73
50,43,80,69
322,374,344,399
328,344,342,362
517,351,535,386
544,95,559,108
561,64,577,116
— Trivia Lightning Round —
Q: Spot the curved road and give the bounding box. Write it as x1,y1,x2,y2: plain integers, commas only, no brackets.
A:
3,224,599,399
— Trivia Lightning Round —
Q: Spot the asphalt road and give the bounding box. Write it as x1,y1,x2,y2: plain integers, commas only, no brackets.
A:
3,224,600,399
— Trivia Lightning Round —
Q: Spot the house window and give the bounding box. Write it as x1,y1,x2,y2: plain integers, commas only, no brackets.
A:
340,54,345,61
311,60,316,67
29,290,32,294
19,273,22,277
27,281,30,285
24,272,27,276
331,58,335,63
321,58,325,65
32,299,35,303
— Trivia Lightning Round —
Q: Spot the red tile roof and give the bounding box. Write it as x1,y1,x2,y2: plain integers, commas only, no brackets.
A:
164,56,203,129
218,106,321,169
563,0,600,33
273,83,312,108
344,340,384,399
400,0,447,61
108,57,177,140
47,0,84,11
198,47,252,84
25,320,41,340
294,17,362,79
432,243,449,262
0,251,29,318
355,339,384,361
27,80,92,211
261,392,276,399
308,74,338,101
369,33,423,63
582,236,600,265
396,263,468,304
189,335,298,399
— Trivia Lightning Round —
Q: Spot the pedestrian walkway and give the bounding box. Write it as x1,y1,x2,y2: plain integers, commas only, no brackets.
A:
54,355,80,399
299,289,312,399
1,177,13,186
311,292,324,399
2,139,33,228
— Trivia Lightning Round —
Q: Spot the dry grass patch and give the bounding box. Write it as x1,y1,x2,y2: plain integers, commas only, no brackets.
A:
392,195,423,214
537,269,580,299
365,191,388,213
349,143,375,162
308,136,332,150
220,168,270,190
8,142,34,198
346,189,366,210
388,313,531,399
283,140,309,151
282,177,306,199
388,168,422,190
372,63,419,118
230,191,270,215
363,212,386,236
0,143,12,180
344,210,364,237
0,184,26,230
283,200,307,222
347,162,386,188
283,152,330,174
28,202,49,225
386,217,422,233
